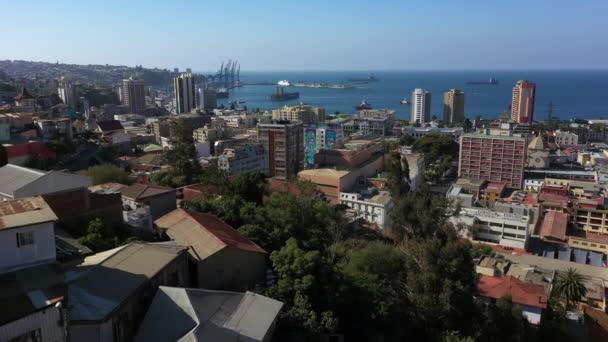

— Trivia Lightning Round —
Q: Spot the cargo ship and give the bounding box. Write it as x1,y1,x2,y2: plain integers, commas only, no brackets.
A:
271,87,300,101
348,75,379,83
356,100,372,110
466,78,498,85
216,87,229,98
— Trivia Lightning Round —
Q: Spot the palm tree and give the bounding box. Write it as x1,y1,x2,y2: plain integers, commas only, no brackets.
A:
553,268,587,309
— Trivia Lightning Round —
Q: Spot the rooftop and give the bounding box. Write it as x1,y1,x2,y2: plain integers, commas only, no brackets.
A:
134,286,283,342
66,243,188,322
0,164,45,197
298,168,351,179
119,183,175,200
478,275,548,310
155,209,266,260
0,196,57,230
539,211,568,242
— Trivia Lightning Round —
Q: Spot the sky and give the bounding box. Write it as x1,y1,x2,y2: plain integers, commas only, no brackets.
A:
2,0,608,71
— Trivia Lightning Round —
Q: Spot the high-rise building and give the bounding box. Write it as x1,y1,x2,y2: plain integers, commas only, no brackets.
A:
57,77,76,107
443,89,465,125
271,104,325,124
411,88,431,124
304,124,345,168
199,88,217,111
174,73,196,114
121,77,146,114
458,128,527,189
257,121,304,179
511,80,536,124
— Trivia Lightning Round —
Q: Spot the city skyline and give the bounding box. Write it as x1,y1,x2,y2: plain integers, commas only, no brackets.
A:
3,0,608,71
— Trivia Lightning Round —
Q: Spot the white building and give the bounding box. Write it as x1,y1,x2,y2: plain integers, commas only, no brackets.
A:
410,88,431,124
339,190,394,230
402,126,463,140
554,130,578,146
453,207,533,249
0,196,66,342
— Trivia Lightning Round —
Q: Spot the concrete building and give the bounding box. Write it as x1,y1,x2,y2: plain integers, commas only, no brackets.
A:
455,207,533,249
410,88,431,124
459,131,527,189
174,73,196,114
511,80,536,124
339,189,394,230
57,77,76,107
443,88,465,125
304,124,345,168
193,118,228,144
554,130,579,146
358,109,396,128
34,118,73,142
218,143,269,176
401,126,463,140
315,140,382,170
257,121,304,179
400,146,425,192
271,104,325,124
121,77,146,114
156,209,267,291
199,87,217,111
0,164,92,200
68,243,190,342
134,287,283,342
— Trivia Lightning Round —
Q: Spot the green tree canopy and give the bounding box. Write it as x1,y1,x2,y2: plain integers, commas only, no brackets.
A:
80,164,134,185
553,268,587,309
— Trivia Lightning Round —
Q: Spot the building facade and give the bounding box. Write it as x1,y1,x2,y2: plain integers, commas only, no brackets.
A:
57,77,76,107
459,132,527,189
174,73,196,114
511,80,536,124
411,88,431,124
554,130,579,146
339,190,394,230
218,143,269,176
443,88,465,125
121,77,146,114
199,88,217,111
271,104,326,124
304,125,345,168
257,121,304,179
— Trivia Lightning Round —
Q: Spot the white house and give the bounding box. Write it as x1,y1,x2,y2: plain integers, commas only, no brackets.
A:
0,196,66,342
0,164,92,200
452,207,532,249
339,190,394,230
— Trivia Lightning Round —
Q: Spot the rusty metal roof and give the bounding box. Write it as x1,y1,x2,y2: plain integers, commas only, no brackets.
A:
0,196,57,230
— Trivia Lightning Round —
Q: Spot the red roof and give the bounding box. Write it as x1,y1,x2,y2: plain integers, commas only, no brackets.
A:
539,211,568,242
538,192,569,204
478,275,547,309
483,181,506,195
178,209,265,254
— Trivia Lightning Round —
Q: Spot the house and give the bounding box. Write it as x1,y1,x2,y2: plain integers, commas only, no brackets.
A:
3,141,57,166
96,120,130,146
119,183,176,221
0,196,59,273
67,243,190,342
155,209,267,290
0,164,92,200
477,275,548,325
0,196,67,342
134,286,283,342
34,118,73,142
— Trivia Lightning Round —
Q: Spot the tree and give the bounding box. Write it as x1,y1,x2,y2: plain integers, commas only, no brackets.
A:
230,171,266,204
478,296,537,342
78,218,119,252
80,164,134,185
553,268,587,309
387,152,410,197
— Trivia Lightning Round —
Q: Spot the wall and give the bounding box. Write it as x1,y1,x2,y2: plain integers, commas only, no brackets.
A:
197,248,266,291
0,223,56,273
0,306,65,342
70,318,112,342
143,192,177,220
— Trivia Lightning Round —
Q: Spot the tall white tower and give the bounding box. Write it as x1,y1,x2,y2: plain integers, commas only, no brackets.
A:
411,88,431,124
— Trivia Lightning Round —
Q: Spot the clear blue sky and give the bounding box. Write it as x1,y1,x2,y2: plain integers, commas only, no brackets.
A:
3,0,608,71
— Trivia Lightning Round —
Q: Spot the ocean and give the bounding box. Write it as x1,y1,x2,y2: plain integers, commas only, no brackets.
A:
216,70,608,121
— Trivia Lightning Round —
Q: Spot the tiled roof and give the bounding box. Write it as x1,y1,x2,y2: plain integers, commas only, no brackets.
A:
478,275,548,309
155,209,266,260
119,183,175,200
539,211,568,242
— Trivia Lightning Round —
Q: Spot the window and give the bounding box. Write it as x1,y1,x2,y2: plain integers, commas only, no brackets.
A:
16,231,34,247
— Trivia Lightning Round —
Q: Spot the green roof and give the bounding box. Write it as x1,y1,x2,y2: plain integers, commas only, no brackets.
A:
143,144,163,152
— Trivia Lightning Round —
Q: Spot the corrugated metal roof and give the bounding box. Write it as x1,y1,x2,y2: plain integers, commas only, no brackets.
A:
155,209,266,261
0,164,46,198
0,196,57,230
67,243,187,322
119,183,174,200
134,286,283,342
